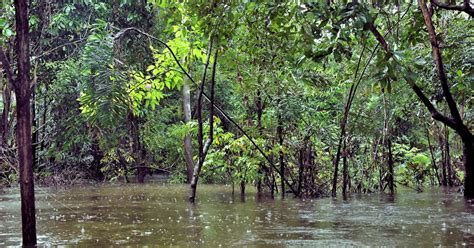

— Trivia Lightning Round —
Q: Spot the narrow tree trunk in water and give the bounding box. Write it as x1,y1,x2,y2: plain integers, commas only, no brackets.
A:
387,138,394,194
182,76,194,183
189,45,216,203
444,126,454,187
342,140,349,198
14,0,37,244
130,113,146,183
256,90,263,193
277,112,284,198
240,180,245,196
298,148,304,196
426,126,441,185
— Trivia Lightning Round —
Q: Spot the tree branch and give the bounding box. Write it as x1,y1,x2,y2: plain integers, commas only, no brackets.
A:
366,20,458,131
431,0,474,17
419,0,463,125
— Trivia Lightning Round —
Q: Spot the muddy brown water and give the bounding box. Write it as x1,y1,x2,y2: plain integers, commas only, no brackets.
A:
0,184,473,246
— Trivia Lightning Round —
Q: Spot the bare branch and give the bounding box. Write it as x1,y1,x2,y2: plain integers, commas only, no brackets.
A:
431,0,474,17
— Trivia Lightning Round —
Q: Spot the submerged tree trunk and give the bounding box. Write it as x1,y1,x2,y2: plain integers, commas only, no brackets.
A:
444,126,454,187
256,90,264,193
130,113,146,183
182,75,194,183
14,0,37,245
426,125,441,185
189,44,217,203
387,138,394,194
462,137,473,197
277,111,284,198
439,130,448,186
342,140,349,198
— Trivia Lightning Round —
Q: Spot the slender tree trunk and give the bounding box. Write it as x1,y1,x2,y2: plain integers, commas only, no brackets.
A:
298,147,304,196
182,75,194,183
256,90,264,193
189,46,217,203
130,113,146,183
444,126,454,187
14,0,37,245
439,130,448,186
0,79,11,145
31,86,37,170
277,111,284,198
387,138,395,194
426,125,441,185
342,140,349,198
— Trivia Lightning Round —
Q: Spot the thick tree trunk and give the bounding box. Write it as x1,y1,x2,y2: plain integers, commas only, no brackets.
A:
14,0,37,245
462,136,473,198
182,78,194,183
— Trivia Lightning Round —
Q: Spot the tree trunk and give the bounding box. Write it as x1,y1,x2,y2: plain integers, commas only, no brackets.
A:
0,78,11,145
182,77,194,183
14,0,37,245
462,136,473,198
297,148,304,196
342,140,349,198
31,86,37,170
256,90,264,193
277,111,284,198
444,126,454,187
130,112,146,183
189,45,216,203
240,180,245,197
387,138,395,194
426,125,441,185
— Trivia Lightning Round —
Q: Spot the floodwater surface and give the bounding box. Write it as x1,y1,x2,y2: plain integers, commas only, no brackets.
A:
0,184,473,246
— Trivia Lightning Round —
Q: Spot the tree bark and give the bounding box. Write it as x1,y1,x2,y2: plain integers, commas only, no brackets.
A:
14,0,37,245
182,76,194,183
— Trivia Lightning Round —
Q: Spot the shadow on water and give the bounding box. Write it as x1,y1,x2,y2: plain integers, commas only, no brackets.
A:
0,184,473,246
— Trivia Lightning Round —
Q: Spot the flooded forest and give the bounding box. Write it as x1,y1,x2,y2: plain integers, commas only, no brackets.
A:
0,0,473,246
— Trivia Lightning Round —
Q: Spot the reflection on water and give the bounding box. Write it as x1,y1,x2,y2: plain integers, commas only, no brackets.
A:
0,184,473,246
